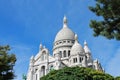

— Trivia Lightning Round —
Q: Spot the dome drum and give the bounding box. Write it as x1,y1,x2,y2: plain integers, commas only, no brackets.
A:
53,39,74,50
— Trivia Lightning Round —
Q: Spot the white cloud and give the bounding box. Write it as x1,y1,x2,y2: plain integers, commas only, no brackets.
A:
106,47,120,76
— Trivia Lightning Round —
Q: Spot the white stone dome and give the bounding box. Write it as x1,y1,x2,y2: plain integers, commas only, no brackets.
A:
54,16,75,42
55,27,75,42
71,34,84,55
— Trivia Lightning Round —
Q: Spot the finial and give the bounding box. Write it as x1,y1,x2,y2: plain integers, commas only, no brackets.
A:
63,16,67,28
75,34,78,42
84,40,87,45
39,43,43,51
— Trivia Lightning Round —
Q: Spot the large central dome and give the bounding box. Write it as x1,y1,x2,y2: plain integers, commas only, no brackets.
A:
54,16,75,42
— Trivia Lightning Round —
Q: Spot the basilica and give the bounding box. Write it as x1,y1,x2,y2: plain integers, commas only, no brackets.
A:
27,16,103,80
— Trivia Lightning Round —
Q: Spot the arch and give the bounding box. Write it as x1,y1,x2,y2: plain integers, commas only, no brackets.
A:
63,40,66,43
41,49,49,61
80,57,82,63
41,66,45,76
59,51,62,58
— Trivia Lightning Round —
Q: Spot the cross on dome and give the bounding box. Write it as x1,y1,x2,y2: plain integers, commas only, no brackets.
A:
63,16,68,28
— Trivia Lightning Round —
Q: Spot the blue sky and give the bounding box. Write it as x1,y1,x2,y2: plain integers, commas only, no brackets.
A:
0,0,120,80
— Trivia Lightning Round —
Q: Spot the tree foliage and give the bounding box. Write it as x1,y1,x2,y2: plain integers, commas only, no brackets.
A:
0,45,16,80
40,67,114,80
89,0,120,40
115,76,120,80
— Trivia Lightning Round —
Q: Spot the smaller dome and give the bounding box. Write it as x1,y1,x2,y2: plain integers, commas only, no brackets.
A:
71,34,84,55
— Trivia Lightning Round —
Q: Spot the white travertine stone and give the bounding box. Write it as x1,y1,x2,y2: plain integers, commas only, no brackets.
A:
27,16,103,80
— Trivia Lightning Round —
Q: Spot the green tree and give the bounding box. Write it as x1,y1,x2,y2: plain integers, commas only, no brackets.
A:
115,76,120,80
89,0,120,40
40,67,114,80
22,74,27,80
0,45,16,80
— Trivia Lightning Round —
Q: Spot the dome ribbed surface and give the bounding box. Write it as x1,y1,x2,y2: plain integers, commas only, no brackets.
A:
54,27,75,42
71,41,84,55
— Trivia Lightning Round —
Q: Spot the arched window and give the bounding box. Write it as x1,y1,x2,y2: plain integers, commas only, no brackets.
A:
41,66,45,76
82,57,83,61
67,41,70,43
63,41,66,43
80,57,82,63
85,55,88,60
68,50,70,57
35,68,38,80
63,50,66,57
80,57,83,63
73,58,77,63
41,51,46,61
59,51,62,58
59,41,62,44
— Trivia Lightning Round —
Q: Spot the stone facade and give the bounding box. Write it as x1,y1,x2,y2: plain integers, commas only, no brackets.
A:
27,16,103,80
